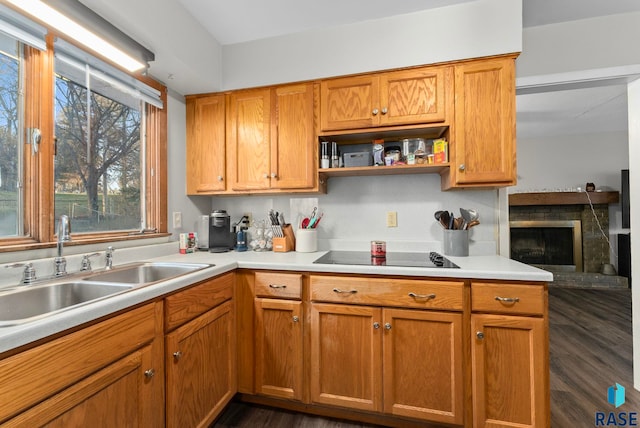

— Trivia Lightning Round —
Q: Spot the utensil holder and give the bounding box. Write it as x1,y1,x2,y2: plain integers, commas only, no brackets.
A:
295,228,318,253
273,224,296,252
443,229,469,257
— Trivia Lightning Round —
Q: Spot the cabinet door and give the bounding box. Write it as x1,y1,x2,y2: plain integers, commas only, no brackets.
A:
186,94,226,194
378,67,449,127
450,57,516,187
271,83,316,189
310,303,382,412
228,89,271,190
255,298,303,400
4,344,159,427
472,314,548,428
166,300,236,428
320,75,379,131
382,308,463,425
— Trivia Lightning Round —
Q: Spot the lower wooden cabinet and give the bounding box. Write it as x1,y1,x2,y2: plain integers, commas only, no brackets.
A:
254,298,303,400
165,279,236,428
471,314,547,428
383,308,464,425
0,302,164,427
310,303,464,425
310,303,382,412
4,344,157,427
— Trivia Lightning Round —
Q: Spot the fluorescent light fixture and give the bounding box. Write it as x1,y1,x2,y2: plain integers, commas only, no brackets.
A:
5,0,153,72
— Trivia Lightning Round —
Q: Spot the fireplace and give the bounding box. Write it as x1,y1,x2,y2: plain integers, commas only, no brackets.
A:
510,220,583,272
508,191,619,273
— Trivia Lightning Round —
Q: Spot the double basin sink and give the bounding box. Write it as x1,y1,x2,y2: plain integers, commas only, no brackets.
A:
0,261,212,327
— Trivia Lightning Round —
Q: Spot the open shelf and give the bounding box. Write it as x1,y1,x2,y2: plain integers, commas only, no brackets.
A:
509,191,619,206
319,163,448,178
318,125,448,145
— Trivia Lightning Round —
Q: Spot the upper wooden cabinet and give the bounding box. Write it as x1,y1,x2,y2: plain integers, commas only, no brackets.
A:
227,83,316,191
320,66,451,132
186,94,226,194
443,56,516,189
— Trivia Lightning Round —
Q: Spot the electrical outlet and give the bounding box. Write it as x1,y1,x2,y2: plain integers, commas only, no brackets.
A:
173,211,182,229
243,212,253,226
386,211,397,228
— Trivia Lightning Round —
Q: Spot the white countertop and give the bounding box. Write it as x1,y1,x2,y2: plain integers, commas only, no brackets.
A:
0,245,552,354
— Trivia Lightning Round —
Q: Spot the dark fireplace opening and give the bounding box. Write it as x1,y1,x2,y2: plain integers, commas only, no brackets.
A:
511,228,574,265
509,220,583,272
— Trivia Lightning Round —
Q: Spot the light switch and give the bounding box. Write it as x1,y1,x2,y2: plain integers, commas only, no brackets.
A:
173,211,183,229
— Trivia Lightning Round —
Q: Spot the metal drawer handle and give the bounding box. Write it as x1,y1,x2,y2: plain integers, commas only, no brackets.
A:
476,331,484,340
293,316,299,323
373,322,380,329
173,351,182,360
495,296,520,304
269,284,287,289
333,288,357,294
384,323,392,330
408,292,436,300
144,369,155,379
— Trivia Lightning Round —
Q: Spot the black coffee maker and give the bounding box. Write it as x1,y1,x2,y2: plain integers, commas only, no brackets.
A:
209,210,234,252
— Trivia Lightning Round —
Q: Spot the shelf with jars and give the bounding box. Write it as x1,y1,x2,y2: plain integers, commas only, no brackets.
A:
317,125,450,178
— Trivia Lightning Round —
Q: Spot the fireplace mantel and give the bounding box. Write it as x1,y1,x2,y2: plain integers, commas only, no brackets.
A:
509,191,619,206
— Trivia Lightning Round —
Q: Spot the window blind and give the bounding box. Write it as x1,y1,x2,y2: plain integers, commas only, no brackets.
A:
54,38,163,109
0,3,46,51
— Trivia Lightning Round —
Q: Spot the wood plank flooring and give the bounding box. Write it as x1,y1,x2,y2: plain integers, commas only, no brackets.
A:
214,287,637,427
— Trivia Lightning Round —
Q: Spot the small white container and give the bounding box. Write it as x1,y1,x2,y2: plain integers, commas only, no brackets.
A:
296,229,318,252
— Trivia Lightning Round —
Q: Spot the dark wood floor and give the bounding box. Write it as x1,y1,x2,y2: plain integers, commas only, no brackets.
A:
214,287,637,427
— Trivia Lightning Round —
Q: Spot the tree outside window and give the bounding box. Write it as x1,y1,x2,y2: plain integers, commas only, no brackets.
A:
54,74,142,233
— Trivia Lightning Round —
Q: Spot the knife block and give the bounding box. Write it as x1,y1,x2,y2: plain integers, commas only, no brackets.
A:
273,224,295,252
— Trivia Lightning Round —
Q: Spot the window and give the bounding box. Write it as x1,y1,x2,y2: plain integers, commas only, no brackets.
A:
0,32,23,238
54,52,144,233
0,10,166,251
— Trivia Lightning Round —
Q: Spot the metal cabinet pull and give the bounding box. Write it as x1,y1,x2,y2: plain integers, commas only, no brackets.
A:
384,323,392,330
293,316,299,323
270,172,278,178
173,351,182,360
372,108,379,116
333,288,357,294
381,107,388,115
269,284,287,289
459,164,466,171
408,292,436,300
476,331,484,340
144,369,155,378
495,296,520,304
217,175,224,181
373,322,380,329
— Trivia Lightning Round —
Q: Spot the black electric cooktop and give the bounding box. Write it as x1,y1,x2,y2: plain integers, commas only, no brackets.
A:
312,251,459,269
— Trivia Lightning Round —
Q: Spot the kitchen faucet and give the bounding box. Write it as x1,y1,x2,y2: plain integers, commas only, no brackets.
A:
54,214,71,276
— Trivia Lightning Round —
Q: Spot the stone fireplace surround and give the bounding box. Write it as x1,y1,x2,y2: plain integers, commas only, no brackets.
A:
509,191,619,278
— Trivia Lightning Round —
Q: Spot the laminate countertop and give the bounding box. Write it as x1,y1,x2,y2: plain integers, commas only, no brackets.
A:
0,244,552,354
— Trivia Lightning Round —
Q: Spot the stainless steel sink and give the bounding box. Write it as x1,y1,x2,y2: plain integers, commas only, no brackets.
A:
0,261,213,327
84,262,211,285
0,282,133,326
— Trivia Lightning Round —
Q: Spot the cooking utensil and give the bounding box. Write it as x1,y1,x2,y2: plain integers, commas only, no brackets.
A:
448,212,455,230
439,211,451,229
466,219,480,229
460,208,479,230
301,207,317,229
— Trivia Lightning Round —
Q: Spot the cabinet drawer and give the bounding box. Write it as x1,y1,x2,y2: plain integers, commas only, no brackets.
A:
255,272,302,299
310,275,464,311
165,272,234,331
471,282,545,315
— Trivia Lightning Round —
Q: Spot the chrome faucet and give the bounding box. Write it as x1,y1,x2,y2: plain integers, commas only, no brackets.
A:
54,215,71,276
5,263,37,285
105,246,114,270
